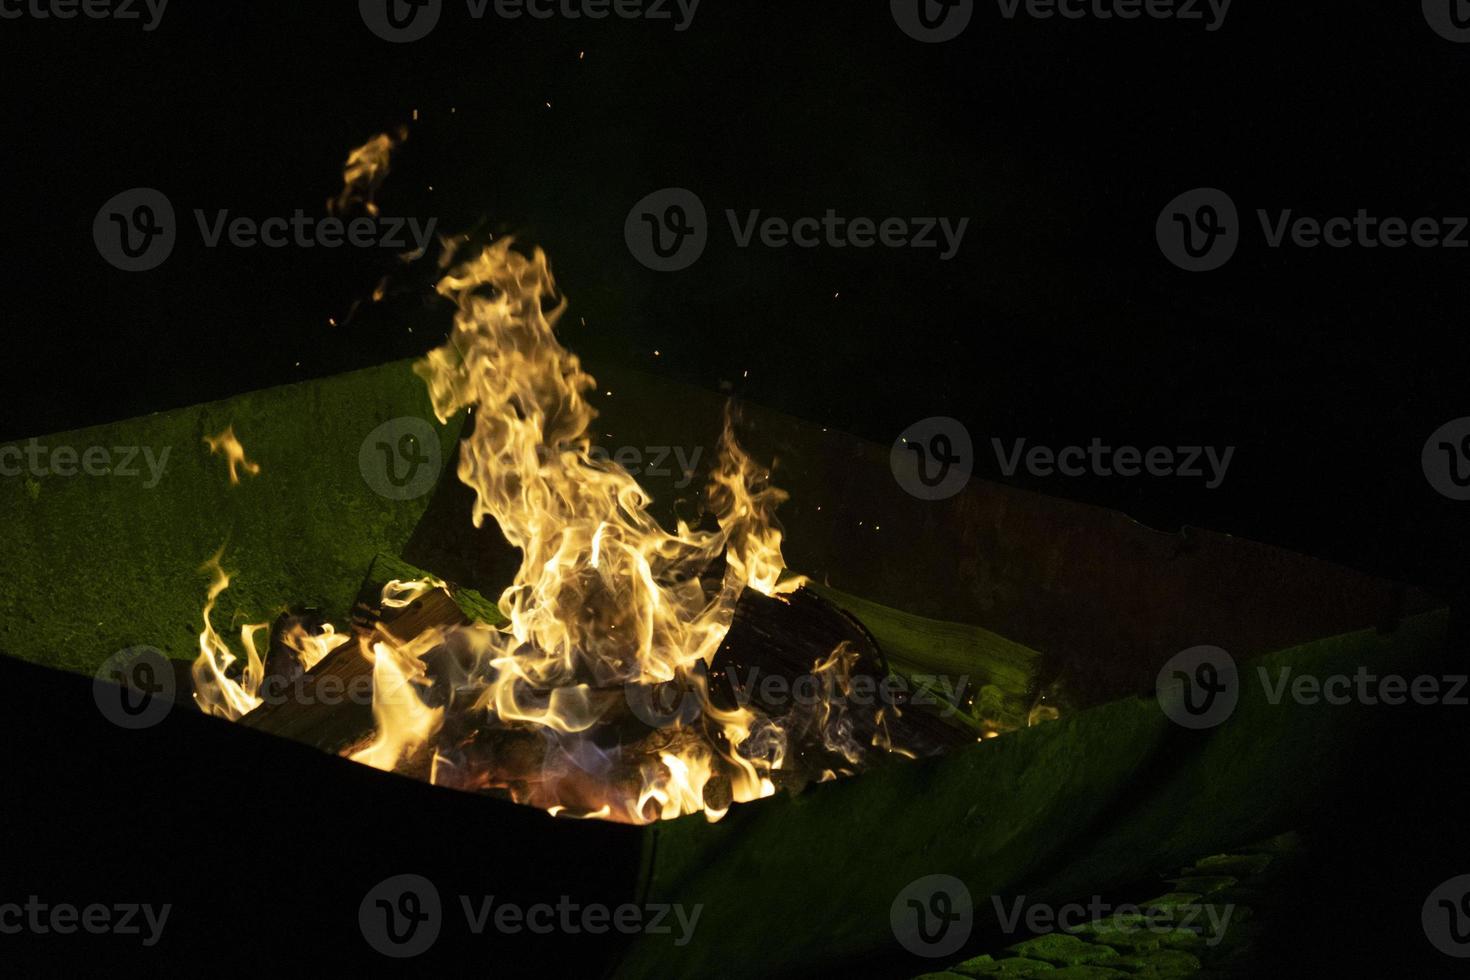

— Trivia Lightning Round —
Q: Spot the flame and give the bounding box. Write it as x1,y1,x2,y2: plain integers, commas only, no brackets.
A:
330,127,408,218
190,552,267,720
203,426,260,485
277,621,348,672
348,238,791,822
186,235,931,824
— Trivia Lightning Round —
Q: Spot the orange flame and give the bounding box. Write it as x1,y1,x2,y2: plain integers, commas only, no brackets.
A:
330,127,408,218
190,552,268,720
352,239,792,822
203,426,260,485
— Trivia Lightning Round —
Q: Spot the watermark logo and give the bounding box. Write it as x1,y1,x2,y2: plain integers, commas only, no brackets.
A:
891,874,973,958
0,440,171,488
624,665,707,729
1258,666,1467,708
360,875,701,955
1423,417,1470,501
1156,646,1238,730
626,189,970,270
583,443,704,488
1157,187,1238,272
1424,0,1470,43
994,438,1234,488
892,417,973,501
0,898,171,945
891,0,974,43
725,669,970,718
95,188,438,271
94,188,176,272
362,0,699,41
1163,190,1470,270
1425,875,1470,957
360,874,442,958
995,0,1231,31
993,895,1236,946
360,0,443,42
360,417,443,501
626,188,708,272
93,646,175,730
0,0,169,30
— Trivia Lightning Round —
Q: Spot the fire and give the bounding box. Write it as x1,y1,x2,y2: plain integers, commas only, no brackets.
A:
330,126,408,218
203,426,260,485
190,551,350,719
190,553,267,720
385,238,789,822
189,235,931,824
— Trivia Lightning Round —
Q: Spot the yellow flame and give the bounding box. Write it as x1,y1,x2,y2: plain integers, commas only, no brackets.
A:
190,552,267,720
330,127,408,218
203,426,260,485
349,239,791,821
348,634,445,773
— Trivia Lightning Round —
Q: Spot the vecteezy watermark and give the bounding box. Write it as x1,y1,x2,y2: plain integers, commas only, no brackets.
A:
993,438,1235,489
0,0,168,31
1156,646,1240,730
891,874,973,958
572,443,705,489
892,0,1231,42
1160,187,1470,271
92,647,176,730
0,897,171,946
625,188,970,271
1423,417,1470,501
94,188,438,273
892,0,975,42
0,440,171,488
892,417,974,501
1258,666,1468,709
723,669,971,718
994,0,1232,31
1157,644,1470,730
1424,875,1470,958
1156,187,1239,272
359,874,703,958
892,422,1234,499
360,0,700,43
1424,0,1470,43
992,895,1237,947
360,417,443,501
625,668,971,729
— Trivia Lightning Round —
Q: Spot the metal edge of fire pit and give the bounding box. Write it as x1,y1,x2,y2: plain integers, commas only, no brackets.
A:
613,608,1450,979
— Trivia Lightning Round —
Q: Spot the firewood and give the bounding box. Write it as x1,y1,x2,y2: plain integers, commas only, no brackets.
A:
231,556,976,806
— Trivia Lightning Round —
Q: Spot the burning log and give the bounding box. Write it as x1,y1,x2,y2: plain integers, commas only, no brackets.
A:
229,554,975,817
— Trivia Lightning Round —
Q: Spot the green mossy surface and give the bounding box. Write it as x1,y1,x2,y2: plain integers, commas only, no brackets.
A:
616,609,1448,980
0,359,462,674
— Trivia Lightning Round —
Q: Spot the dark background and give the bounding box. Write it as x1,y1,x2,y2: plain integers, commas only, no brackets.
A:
1,0,1466,597
1,3,1468,976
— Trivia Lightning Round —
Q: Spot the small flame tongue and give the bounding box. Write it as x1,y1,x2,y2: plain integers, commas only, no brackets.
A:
365,239,791,821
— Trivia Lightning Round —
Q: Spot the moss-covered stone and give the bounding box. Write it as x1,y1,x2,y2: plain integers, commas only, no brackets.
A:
955,957,1057,976
1163,876,1236,896
1138,893,1202,913
1185,853,1272,877
1112,948,1201,977
1007,933,1120,967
